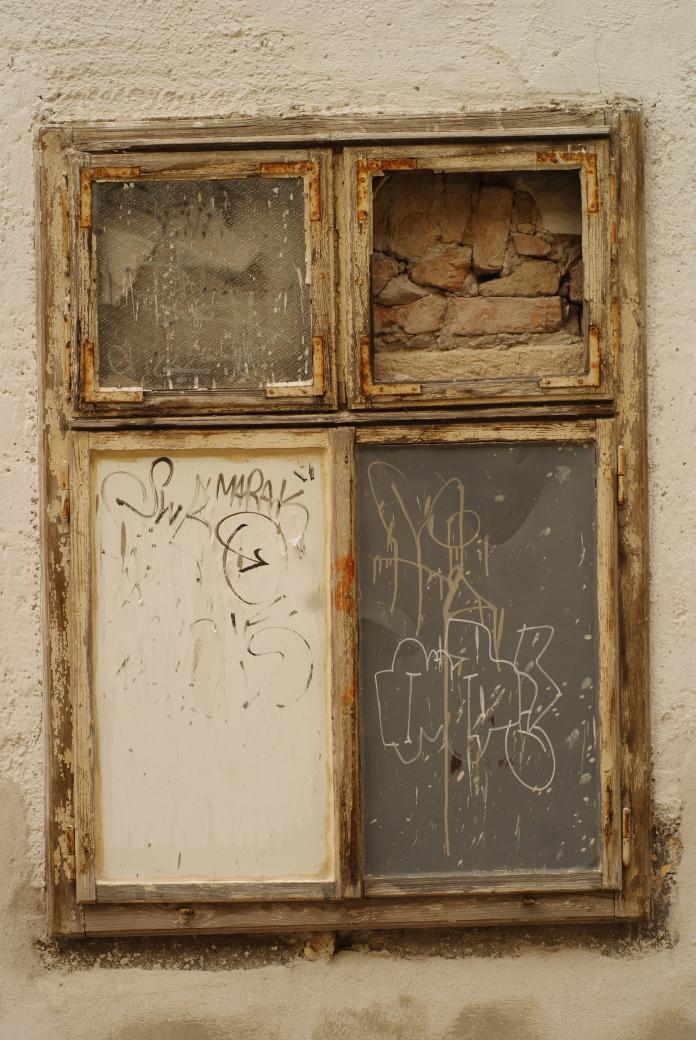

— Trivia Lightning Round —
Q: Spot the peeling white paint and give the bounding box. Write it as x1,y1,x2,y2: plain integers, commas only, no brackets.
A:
94,450,333,882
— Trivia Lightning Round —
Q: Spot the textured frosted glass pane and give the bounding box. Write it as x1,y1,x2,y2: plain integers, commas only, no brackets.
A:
357,442,600,875
93,177,311,391
371,169,585,384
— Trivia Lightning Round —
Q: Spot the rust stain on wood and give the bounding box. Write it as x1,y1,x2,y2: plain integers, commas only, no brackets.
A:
341,681,355,707
333,555,356,615
359,335,421,397
81,340,97,399
79,166,141,228
603,775,615,858
260,160,321,220
356,157,417,221
536,150,598,212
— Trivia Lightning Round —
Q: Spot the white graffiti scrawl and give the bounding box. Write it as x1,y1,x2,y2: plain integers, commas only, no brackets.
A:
366,457,565,855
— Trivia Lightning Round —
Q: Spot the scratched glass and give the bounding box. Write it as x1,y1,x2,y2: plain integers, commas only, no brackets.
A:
370,169,585,384
356,441,601,876
93,177,311,391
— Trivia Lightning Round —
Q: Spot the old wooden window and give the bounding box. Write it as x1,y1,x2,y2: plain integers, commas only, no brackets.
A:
343,143,609,406
39,109,649,938
74,151,335,412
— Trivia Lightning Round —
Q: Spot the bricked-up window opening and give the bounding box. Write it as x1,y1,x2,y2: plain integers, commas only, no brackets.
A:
371,170,585,385
39,111,649,939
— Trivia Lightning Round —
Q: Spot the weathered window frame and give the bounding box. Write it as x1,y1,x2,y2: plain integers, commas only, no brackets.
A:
69,427,355,907
342,141,611,408
353,419,620,898
38,108,649,938
72,148,336,414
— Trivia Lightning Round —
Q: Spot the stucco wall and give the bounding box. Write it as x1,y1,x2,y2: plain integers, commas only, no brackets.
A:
1,1,696,1036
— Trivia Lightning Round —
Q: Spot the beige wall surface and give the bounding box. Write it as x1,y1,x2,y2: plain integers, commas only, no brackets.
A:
1,1,696,1037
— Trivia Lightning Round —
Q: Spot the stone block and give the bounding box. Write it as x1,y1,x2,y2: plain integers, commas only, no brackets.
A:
515,172,582,235
512,191,537,233
512,233,552,258
410,243,473,291
372,171,440,258
479,260,559,298
449,296,563,336
548,234,583,276
371,253,400,296
569,261,584,302
377,294,448,335
376,274,432,307
472,186,513,274
438,174,475,244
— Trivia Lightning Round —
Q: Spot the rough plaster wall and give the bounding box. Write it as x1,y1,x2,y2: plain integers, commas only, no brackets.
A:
1,0,695,1036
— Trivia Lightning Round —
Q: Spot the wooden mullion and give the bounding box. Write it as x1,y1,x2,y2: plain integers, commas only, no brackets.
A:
70,432,97,902
595,418,622,889
330,427,362,898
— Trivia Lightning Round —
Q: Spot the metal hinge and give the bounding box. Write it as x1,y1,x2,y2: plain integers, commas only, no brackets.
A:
622,806,631,867
617,444,626,506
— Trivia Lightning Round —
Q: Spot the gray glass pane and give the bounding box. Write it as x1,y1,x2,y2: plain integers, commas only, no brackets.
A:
357,442,600,876
371,169,584,384
93,177,311,391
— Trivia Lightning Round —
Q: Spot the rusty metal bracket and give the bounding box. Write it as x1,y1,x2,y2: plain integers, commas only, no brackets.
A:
79,166,142,229
260,160,321,221
359,335,421,397
536,150,599,213
265,335,326,399
356,157,417,222
539,324,601,389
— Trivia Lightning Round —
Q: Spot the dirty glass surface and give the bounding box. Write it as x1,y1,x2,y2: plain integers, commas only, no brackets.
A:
370,169,585,384
93,177,311,391
357,441,601,875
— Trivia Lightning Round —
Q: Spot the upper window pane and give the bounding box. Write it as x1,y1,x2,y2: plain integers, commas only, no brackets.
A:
93,176,311,392
370,168,585,386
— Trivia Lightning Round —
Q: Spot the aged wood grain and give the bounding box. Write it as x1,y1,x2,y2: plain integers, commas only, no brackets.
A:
612,110,651,920
64,109,610,152
37,129,83,934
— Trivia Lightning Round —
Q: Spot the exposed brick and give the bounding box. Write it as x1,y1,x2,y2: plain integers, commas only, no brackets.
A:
472,186,512,274
569,261,584,302
512,191,537,233
479,259,559,298
377,274,432,307
438,174,475,243
372,171,439,258
377,294,448,335
511,233,552,258
410,244,473,291
449,296,563,336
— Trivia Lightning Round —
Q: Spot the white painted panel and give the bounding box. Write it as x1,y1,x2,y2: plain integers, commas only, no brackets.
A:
92,447,333,883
